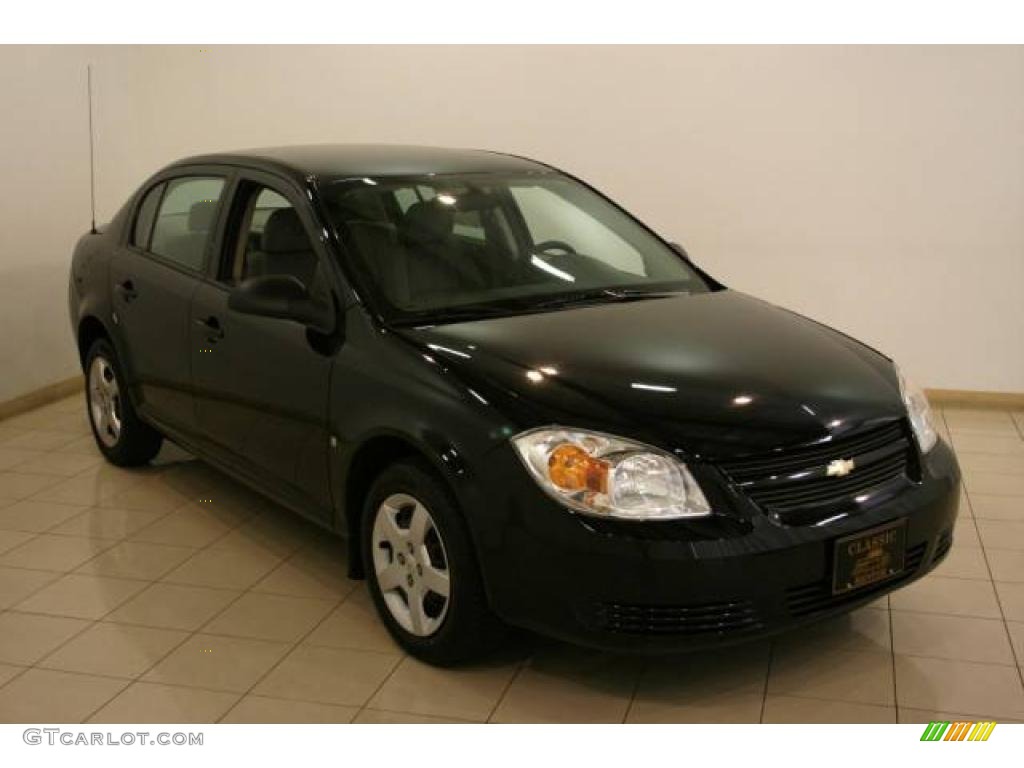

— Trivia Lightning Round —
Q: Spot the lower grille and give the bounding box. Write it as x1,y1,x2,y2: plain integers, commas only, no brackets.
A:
785,541,927,617
932,528,953,562
596,599,763,637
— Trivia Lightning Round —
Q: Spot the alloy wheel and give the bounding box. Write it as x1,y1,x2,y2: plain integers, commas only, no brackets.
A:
88,355,122,448
371,492,451,636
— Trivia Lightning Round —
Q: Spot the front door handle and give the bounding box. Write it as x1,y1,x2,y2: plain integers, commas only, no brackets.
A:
194,315,224,342
116,279,138,303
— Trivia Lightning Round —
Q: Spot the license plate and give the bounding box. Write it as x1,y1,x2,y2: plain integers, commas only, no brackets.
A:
832,520,907,595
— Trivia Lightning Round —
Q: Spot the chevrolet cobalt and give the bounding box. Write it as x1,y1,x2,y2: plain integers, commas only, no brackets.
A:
68,145,960,664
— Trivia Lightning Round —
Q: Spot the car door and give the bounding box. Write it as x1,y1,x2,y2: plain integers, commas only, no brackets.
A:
188,172,335,521
110,172,229,434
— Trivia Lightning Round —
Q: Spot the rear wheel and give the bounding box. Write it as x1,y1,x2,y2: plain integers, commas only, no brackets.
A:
362,459,501,666
85,339,163,466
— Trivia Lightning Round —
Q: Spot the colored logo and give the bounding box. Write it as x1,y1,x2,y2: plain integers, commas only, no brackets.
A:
920,721,996,741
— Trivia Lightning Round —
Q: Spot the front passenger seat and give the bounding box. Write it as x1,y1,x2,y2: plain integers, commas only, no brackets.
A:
259,207,320,290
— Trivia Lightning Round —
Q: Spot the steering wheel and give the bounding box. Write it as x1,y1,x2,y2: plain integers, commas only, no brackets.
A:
533,240,577,256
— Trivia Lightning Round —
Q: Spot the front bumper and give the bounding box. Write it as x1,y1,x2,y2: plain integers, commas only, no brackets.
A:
472,438,960,653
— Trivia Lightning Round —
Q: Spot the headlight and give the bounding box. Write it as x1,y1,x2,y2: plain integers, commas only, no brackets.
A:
896,366,938,453
512,427,711,520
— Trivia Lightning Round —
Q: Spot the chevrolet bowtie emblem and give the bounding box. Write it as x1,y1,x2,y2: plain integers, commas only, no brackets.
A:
827,458,856,477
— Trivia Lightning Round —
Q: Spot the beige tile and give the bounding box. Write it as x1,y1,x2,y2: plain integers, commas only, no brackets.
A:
996,581,1024,621
763,695,896,723
75,541,197,579
0,499,88,532
57,435,103,456
932,545,991,580
955,517,981,548
221,695,358,724
0,534,113,572
12,452,102,477
977,520,1024,551
0,663,25,687
892,612,1015,664
354,709,472,724
627,644,769,723
50,507,166,540
895,655,1024,719
890,575,1001,619
129,506,234,547
0,448,40,472
0,529,35,556
202,592,336,642
252,542,355,600
30,465,145,506
16,573,149,620
369,656,517,721
255,645,401,707
88,682,239,724
953,432,1024,456
959,453,1024,476
773,606,891,654
964,472,1024,498
900,707,1022,724
304,588,397,652
0,611,91,664
0,668,127,723
215,509,323,559
985,548,1024,583
0,430,81,452
143,633,290,692
105,582,241,630
98,478,194,514
0,471,62,501
769,648,894,706
161,542,282,590
0,566,59,609
1007,621,1023,660
491,646,639,723
971,494,1024,521
946,409,1019,434
40,623,188,678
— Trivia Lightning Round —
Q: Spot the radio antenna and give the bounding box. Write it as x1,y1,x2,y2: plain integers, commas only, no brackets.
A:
87,64,97,234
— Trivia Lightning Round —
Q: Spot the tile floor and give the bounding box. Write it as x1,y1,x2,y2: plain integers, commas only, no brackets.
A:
0,393,1023,723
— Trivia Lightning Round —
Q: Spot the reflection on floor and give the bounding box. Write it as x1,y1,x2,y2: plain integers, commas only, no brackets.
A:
0,392,1023,723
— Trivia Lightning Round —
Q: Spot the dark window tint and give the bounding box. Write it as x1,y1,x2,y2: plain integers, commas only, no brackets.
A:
132,183,164,248
150,177,225,271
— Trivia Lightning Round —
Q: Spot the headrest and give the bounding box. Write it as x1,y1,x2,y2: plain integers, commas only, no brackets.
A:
263,207,310,253
188,200,218,232
400,199,455,246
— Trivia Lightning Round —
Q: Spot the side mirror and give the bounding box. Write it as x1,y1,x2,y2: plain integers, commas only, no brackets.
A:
668,241,690,259
228,275,335,334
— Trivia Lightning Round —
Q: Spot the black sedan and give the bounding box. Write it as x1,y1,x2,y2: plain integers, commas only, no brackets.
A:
68,144,960,665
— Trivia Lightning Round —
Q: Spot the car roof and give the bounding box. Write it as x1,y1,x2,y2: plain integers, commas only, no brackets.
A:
170,144,553,181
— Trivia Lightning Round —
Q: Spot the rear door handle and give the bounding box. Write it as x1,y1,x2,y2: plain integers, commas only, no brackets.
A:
194,315,224,342
116,279,138,303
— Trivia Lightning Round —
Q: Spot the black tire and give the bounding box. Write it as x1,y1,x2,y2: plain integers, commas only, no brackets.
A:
362,458,502,666
84,338,163,466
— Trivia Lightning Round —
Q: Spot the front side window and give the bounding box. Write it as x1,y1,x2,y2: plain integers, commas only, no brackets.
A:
321,173,708,324
224,185,326,299
149,176,225,271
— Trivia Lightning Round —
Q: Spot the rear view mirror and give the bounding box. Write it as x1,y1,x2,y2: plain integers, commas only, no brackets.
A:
228,275,335,335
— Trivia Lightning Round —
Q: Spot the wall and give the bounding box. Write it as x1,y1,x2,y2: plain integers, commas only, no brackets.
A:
0,46,94,402
2,46,1022,401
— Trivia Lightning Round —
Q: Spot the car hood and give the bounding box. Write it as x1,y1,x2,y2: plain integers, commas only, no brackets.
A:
393,290,905,459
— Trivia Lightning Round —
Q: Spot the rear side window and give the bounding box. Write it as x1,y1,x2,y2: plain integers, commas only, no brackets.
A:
131,183,164,248
149,176,225,271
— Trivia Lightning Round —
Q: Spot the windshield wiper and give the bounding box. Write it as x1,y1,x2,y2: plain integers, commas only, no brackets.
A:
529,288,685,310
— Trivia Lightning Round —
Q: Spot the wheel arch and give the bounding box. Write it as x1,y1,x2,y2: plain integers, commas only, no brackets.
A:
76,315,111,368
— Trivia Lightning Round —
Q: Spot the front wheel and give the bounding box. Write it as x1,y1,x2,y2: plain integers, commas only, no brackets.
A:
362,459,502,666
85,339,163,466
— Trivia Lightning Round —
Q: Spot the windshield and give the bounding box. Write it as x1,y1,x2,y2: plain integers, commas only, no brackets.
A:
321,173,710,324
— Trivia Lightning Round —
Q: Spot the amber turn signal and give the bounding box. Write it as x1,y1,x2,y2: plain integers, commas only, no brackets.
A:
548,443,609,494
